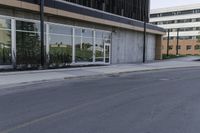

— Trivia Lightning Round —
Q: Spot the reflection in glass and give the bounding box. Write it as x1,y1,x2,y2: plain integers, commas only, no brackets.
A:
75,28,81,36
0,18,11,65
0,30,11,65
105,45,110,63
16,21,41,66
75,37,93,62
16,21,40,31
95,38,104,62
103,32,111,40
82,29,93,38
103,32,111,63
49,25,72,35
0,18,11,29
49,34,72,66
96,31,103,39
95,31,111,63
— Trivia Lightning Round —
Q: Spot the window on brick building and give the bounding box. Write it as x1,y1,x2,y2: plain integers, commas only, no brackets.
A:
186,45,192,50
169,45,173,50
195,45,200,50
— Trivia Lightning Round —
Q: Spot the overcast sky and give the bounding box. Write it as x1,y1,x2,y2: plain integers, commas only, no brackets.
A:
151,0,200,9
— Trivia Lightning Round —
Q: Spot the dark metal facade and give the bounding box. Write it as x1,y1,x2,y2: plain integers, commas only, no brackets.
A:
64,0,150,21
20,0,149,22
19,0,164,32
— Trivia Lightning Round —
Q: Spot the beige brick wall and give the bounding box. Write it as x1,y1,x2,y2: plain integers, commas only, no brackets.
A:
155,35,163,60
162,39,200,55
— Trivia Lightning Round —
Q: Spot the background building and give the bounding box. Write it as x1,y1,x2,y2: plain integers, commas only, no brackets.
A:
0,0,164,69
150,3,200,55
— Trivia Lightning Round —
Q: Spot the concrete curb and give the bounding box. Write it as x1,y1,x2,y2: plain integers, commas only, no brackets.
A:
1,64,200,90
63,65,200,80
0,65,112,76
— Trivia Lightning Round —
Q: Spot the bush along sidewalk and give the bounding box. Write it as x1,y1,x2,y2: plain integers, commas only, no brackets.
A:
162,54,186,60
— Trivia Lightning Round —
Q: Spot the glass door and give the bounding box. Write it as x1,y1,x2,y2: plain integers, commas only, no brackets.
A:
104,43,110,64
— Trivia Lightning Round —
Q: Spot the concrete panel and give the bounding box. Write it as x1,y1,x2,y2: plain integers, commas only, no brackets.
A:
111,28,157,64
136,32,144,62
112,29,146,64
146,34,156,61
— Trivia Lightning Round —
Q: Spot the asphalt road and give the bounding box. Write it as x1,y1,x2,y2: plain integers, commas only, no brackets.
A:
1,67,200,133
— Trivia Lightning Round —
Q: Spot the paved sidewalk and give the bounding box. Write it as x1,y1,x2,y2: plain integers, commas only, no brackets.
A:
0,57,200,87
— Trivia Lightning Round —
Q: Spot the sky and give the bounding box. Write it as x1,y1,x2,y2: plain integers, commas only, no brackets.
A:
151,0,200,9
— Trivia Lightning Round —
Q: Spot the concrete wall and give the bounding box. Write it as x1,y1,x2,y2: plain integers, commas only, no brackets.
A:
111,28,156,64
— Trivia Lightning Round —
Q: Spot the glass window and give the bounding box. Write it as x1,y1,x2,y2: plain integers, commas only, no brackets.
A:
103,32,111,40
82,29,93,38
0,18,11,65
150,14,159,18
103,32,111,63
16,20,41,66
49,24,72,35
75,36,82,62
196,18,200,22
75,28,81,36
180,10,193,15
195,45,200,50
48,24,73,66
16,21,40,32
0,19,11,29
0,30,11,65
161,12,173,17
179,36,193,40
186,45,192,50
96,31,103,39
75,37,93,62
75,28,94,63
95,38,104,62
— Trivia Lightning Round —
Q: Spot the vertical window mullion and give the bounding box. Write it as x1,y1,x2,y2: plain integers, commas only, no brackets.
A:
72,27,75,63
46,23,49,64
11,18,16,68
93,30,95,63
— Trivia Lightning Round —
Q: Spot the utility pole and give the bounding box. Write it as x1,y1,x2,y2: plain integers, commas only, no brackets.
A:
40,0,45,68
176,28,179,55
167,29,170,56
143,0,147,63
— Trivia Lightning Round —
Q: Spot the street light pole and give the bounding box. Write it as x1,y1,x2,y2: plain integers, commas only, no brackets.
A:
40,0,45,68
167,29,170,56
143,0,147,63
176,28,179,55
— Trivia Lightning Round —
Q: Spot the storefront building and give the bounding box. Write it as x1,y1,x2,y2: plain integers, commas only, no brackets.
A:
0,0,165,69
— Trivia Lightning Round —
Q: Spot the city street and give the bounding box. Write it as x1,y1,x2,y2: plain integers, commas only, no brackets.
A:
1,67,200,133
